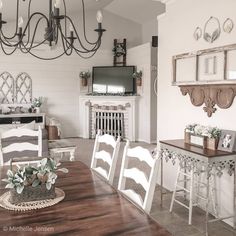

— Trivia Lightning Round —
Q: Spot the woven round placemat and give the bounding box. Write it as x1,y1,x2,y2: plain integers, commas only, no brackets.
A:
0,188,65,212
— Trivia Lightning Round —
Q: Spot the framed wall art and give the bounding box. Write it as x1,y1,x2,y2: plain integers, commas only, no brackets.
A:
218,129,236,152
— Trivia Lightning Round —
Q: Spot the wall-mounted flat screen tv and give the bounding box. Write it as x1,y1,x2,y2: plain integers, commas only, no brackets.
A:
92,66,136,94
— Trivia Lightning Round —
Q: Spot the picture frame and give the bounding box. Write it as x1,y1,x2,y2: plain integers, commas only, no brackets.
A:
198,51,224,82
217,129,236,152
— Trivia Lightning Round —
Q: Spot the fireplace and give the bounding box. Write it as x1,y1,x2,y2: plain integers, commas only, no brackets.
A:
79,95,138,141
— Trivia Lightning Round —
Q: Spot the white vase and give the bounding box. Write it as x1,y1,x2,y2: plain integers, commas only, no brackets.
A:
35,107,40,113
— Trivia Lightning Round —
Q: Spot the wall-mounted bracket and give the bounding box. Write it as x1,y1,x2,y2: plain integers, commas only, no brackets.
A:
180,84,236,117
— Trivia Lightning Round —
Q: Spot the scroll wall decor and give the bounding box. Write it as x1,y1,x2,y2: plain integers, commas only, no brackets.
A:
0,72,32,104
173,43,236,117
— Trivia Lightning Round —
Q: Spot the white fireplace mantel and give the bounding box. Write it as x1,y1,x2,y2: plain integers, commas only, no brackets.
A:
79,95,139,141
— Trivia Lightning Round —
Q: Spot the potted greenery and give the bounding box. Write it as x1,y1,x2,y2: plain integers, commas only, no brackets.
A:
32,97,43,113
80,71,90,86
2,158,68,204
132,70,142,86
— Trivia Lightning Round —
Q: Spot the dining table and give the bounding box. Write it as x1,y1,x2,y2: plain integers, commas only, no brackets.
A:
0,161,171,236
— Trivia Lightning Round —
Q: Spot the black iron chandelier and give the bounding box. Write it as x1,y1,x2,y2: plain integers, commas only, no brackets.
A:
0,0,106,60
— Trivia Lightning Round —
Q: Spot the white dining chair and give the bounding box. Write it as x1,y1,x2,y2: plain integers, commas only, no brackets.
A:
118,140,159,213
91,130,121,185
0,127,42,166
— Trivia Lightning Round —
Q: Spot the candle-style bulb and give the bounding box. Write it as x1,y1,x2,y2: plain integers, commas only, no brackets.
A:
0,0,3,13
18,17,24,28
69,22,74,32
54,0,61,9
96,10,103,23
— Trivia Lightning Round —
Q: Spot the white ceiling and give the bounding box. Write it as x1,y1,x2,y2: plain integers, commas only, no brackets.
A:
1,0,114,20
104,0,165,24
1,0,165,24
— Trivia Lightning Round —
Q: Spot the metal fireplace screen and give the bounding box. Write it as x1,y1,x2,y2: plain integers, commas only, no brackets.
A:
94,111,124,139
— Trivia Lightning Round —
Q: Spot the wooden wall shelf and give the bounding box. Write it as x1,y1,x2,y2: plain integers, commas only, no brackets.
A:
180,84,236,117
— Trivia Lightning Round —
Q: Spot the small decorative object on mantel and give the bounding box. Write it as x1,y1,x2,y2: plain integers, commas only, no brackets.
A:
203,16,221,43
2,158,68,205
132,70,143,86
32,96,43,113
79,71,90,87
223,18,234,33
218,130,236,153
185,124,221,150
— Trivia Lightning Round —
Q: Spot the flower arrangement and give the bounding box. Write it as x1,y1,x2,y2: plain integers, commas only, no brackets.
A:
2,158,68,194
79,71,90,80
32,97,43,108
132,70,142,79
185,124,221,139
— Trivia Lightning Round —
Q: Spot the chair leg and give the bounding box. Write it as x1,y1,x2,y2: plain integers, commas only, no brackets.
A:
170,167,180,212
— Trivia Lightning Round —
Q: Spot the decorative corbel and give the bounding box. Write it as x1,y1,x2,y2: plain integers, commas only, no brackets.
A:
180,84,236,117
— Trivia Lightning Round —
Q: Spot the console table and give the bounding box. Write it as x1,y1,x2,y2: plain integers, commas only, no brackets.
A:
159,139,236,235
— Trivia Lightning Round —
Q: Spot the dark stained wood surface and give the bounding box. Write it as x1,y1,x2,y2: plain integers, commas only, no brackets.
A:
0,161,171,236
160,139,236,158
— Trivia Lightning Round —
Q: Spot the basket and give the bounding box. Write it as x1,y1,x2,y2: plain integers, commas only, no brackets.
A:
10,185,56,204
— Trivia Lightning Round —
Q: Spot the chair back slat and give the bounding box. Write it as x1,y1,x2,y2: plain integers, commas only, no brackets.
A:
127,146,154,167
91,130,120,184
124,168,149,191
0,127,42,166
95,150,112,166
118,140,159,213
3,142,39,153
98,134,117,148
120,189,143,207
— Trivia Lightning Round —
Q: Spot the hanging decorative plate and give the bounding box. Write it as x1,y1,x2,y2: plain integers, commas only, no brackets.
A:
223,18,234,33
193,27,202,41
203,16,221,43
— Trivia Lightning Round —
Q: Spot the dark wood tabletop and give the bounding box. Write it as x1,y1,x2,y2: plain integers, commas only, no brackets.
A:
160,139,236,158
0,161,171,236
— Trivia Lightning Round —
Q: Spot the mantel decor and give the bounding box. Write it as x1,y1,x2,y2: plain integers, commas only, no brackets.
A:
0,0,106,60
132,70,143,86
113,39,127,66
173,43,236,116
79,71,90,87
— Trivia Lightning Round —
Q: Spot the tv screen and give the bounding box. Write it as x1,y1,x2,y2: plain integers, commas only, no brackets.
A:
92,66,135,94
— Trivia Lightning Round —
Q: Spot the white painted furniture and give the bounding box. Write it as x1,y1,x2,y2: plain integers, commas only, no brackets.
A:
118,140,159,213
0,127,42,166
169,165,218,225
49,139,76,161
159,139,236,235
91,130,120,184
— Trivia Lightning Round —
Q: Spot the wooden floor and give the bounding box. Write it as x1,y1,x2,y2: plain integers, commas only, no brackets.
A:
0,161,171,236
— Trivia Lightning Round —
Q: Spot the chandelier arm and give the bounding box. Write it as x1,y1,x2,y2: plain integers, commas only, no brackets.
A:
24,0,33,46
0,40,18,55
58,25,73,56
74,47,98,59
0,31,21,47
58,25,100,53
63,15,101,52
81,0,98,45
20,17,49,51
20,42,70,60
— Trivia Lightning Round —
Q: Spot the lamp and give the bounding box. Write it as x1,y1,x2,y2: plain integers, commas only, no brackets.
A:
0,0,106,60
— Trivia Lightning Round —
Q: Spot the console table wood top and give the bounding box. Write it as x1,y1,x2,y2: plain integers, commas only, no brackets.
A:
160,139,235,158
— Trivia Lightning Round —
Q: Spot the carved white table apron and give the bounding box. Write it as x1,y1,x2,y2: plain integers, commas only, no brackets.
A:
159,140,236,236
